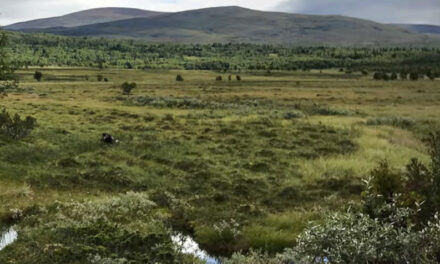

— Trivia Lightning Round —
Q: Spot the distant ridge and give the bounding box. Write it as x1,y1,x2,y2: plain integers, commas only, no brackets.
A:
5,6,439,46
393,24,440,35
5,7,166,30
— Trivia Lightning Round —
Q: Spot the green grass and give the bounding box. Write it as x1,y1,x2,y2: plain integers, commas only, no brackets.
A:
0,68,438,262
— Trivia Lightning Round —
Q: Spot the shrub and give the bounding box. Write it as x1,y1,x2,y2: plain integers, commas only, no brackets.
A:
223,250,286,264
373,72,384,80
0,32,15,81
427,71,436,80
299,104,356,116
287,209,438,264
0,109,36,139
216,76,223,81
236,75,241,81
0,192,194,263
400,71,408,80
366,116,415,129
121,82,136,95
33,71,43,82
176,74,184,81
410,72,419,81
369,161,403,201
282,111,305,119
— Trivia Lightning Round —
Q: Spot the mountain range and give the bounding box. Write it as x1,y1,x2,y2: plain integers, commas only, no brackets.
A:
4,6,440,45
5,8,165,30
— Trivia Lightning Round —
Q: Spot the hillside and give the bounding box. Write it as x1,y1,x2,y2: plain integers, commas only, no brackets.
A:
5,7,166,30
394,24,440,35
6,6,438,46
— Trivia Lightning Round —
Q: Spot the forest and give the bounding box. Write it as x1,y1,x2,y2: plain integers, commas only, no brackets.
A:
5,32,440,74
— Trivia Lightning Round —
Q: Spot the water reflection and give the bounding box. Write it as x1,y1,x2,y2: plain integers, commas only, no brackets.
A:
0,227,18,251
172,233,219,264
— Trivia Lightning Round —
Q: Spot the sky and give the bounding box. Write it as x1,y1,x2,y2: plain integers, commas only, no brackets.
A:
1,0,440,26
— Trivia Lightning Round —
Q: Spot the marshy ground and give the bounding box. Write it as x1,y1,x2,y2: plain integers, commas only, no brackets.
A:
0,68,438,262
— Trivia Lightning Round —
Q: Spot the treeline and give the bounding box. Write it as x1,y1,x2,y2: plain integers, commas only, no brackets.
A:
373,70,439,81
4,31,440,72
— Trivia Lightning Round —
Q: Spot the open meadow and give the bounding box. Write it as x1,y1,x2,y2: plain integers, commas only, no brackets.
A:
1,67,439,262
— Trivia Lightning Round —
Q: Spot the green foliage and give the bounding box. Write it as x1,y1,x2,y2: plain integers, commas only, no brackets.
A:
0,109,36,140
277,135,440,263
410,72,419,81
0,192,196,264
366,116,416,129
295,103,357,116
287,209,440,264
1,67,438,262
370,161,403,200
0,31,15,81
121,82,136,95
400,71,408,80
7,32,440,72
373,72,388,81
222,250,285,264
425,132,440,209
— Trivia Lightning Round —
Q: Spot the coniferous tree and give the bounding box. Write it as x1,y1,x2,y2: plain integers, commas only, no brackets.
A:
0,31,15,81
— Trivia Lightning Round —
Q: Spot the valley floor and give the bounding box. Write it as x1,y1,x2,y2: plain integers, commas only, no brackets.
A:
0,68,438,262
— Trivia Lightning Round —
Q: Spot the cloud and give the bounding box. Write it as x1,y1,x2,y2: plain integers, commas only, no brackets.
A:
276,0,440,25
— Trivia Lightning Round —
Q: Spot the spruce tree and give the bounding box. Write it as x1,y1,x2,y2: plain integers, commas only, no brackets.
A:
0,31,15,81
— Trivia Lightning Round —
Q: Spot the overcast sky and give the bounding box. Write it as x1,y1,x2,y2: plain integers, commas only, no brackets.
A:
1,0,440,26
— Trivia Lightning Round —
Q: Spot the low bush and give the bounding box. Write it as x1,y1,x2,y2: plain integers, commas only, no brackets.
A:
366,116,415,129
0,109,36,139
282,111,305,119
121,82,136,95
295,103,357,116
0,192,197,264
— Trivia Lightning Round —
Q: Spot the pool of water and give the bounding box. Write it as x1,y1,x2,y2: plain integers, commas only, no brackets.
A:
172,233,219,264
0,227,18,251
0,227,219,262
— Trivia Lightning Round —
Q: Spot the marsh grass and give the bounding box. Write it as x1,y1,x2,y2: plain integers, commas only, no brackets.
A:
0,68,436,261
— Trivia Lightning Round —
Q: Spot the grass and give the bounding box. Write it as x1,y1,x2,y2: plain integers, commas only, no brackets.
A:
0,68,438,262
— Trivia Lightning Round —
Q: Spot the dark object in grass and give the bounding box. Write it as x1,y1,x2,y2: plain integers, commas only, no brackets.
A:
176,74,184,81
33,71,43,82
101,133,117,144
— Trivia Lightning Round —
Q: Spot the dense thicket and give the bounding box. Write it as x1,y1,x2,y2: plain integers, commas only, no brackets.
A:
0,31,15,81
6,32,440,73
